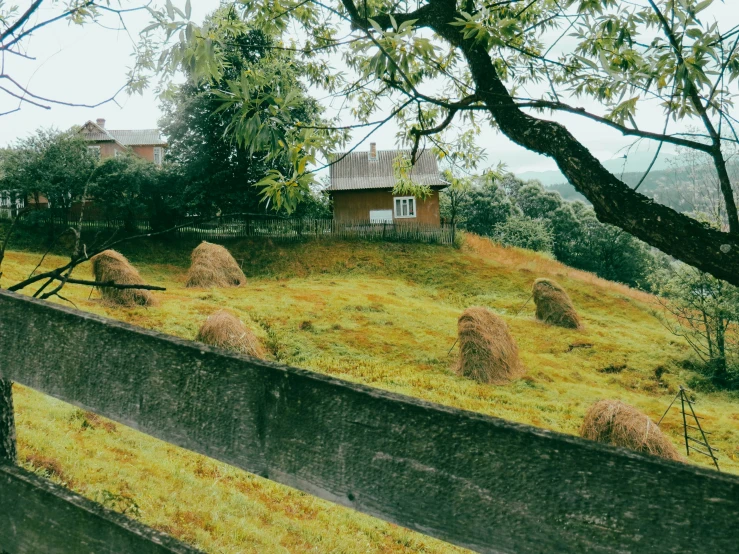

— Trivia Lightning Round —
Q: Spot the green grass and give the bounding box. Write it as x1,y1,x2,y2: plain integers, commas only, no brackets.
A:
2,233,738,553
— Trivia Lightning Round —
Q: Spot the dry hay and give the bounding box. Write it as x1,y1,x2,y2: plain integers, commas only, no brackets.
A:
532,278,582,329
90,250,155,307
455,306,526,384
580,400,681,461
186,242,246,288
196,310,265,358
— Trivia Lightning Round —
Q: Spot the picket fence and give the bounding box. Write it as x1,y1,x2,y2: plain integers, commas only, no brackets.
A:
40,215,456,244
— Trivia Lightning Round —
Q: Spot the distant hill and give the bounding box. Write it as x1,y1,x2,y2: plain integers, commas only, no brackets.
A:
517,151,676,186
524,157,738,217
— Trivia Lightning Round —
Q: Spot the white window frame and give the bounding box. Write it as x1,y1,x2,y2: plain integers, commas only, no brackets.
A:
393,196,417,219
87,145,101,158
153,146,163,166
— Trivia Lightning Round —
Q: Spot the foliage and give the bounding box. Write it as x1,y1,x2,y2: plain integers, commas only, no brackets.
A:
0,129,97,211
656,264,739,388
443,174,656,287
493,215,553,254
441,173,519,234
89,154,161,230
152,6,340,215
159,12,328,216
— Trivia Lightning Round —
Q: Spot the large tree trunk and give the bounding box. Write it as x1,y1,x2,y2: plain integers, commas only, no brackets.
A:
0,379,16,464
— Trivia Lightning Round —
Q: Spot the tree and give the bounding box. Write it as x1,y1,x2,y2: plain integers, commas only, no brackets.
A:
0,128,97,212
159,12,326,216
146,0,739,286
657,265,739,388
493,215,553,253
459,177,519,235
90,153,164,232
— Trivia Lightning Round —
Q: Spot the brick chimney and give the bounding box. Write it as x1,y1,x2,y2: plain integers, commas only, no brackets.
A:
96,118,106,128
369,142,377,161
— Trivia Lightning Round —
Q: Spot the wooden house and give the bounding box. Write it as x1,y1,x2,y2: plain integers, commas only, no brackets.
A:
328,143,447,225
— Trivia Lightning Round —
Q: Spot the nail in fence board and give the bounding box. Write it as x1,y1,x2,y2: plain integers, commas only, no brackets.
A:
0,289,738,553
0,463,201,553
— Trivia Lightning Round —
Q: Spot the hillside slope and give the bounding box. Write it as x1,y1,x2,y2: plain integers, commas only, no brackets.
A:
2,235,737,553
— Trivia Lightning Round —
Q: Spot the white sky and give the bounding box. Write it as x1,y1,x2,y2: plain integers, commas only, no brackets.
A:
1,1,736,176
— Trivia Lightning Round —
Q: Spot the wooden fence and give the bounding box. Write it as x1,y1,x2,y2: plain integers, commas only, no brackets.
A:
39,215,456,244
1,288,739,553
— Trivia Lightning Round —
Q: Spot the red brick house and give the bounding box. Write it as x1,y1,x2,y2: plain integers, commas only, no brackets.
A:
329,144,447,225
79,119,167,164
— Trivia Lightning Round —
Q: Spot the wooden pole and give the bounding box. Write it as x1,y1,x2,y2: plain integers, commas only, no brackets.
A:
0,378,17,463
680,388,690,457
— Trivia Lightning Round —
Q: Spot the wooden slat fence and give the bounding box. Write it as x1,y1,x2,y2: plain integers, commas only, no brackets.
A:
40,215,455,244
1,289,739,553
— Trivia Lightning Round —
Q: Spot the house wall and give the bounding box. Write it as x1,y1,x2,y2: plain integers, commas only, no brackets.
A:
96,142,124,159
93,142,159,162
331,189,442,225
131,145,156,162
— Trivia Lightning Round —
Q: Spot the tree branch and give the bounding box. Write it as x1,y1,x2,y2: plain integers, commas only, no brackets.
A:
514,99,715,153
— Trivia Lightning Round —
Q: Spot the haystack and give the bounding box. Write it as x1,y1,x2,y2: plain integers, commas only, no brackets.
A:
456,307,525,384
580,400,680,461
90,250,155,307
186,242,246,288
532,278,582,329
196,310,265,358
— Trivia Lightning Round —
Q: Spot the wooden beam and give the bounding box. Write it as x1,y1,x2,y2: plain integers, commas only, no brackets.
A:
0,379,15,463
0,463,201,553
0,289,738,553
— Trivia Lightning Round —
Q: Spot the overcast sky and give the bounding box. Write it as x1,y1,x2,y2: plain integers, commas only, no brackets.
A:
1,1,735,176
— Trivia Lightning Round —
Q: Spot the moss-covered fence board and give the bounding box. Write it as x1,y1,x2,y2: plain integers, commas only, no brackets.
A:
0,289,738,553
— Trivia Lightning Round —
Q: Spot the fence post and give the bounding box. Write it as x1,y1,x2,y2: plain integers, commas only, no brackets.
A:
0,379,17,464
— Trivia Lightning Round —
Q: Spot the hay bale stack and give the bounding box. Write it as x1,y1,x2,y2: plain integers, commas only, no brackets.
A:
90,250,155,307
186,242,246,288
456,307,525,384
532,278,582,329
196,310,265,358
580,400,680,461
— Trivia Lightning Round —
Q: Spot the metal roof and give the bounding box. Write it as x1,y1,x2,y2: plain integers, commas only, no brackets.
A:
328,149,445,191
79,122,167,146
106,129,167,146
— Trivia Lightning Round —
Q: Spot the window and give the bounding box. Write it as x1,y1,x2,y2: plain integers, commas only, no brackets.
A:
393,196,416,219
87,145,101,158
153,147,163,166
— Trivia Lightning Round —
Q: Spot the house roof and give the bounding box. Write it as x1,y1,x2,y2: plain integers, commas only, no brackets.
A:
328,149,446,191
79,121,167,146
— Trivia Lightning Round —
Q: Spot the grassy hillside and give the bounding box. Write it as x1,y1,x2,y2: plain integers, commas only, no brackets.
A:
2,234,738,553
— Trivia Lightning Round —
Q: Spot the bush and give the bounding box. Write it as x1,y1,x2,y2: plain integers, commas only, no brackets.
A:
493,216,553,253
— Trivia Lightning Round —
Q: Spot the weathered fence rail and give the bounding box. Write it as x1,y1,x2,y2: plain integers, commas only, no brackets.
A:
0,463,199,553
1,288,739,553
38,215,455,244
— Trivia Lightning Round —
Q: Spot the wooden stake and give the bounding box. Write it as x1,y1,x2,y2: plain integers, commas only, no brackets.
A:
0,378,17,464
